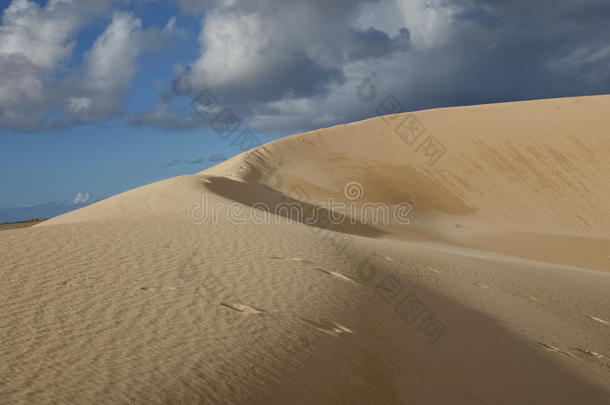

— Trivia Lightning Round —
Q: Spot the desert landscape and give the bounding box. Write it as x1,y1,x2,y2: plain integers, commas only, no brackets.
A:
2,95,610,404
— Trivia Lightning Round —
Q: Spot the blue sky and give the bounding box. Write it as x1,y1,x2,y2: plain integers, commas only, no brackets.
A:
0,122,281,208
0,0,282,212
1,0,609,219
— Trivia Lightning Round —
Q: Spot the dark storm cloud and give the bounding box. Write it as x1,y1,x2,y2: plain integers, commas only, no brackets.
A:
347,27,411,61
3,0,610,134
135,0,610,134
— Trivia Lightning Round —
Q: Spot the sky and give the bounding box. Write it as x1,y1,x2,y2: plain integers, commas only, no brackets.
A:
1,0,610,218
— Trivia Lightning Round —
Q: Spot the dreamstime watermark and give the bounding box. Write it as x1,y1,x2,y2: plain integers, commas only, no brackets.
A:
172,72,446,166
176,246,446,346
355,254,447,345
187,181,418,227
357,72,447,165
182,178,446,345
170,76,446,346
171,73,264,155
344,181,364,200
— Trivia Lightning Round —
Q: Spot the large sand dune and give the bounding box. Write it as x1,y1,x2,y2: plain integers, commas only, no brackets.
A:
2,95,610,404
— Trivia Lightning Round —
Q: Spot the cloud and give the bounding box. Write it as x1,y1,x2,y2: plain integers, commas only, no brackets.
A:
208,153,226,162
0,0,86,131
0,0,81,69
183,0,411,106
175,0,221,15
141,0,610,134
4,0,610,134
187,157,204,165
65,11,144,121
129,103,206,130
136,0,413,130
72,192,91,204
0,191,102,223
0,0,176,132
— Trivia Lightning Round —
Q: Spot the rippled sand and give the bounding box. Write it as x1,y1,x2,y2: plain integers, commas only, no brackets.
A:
2,95,610,404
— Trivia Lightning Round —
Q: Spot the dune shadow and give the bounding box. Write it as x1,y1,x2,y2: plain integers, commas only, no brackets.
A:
203,176,384,239
165,245,610,404
188,177,610,404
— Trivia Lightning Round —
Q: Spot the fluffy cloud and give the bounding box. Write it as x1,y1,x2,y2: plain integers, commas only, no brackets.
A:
0,0,174,132
0,0,81,69
133,0,413,130
0,0,84,130
130,103,206,130
68,11,143,121
4,0,610,134
138,0,609,134
72,192,91,204
188,0,410,104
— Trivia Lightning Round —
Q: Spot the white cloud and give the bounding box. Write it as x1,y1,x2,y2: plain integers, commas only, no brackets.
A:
0,1,177,132
185,0,410,102
394,0,457,49
191,10,270,89
175,0,228,14
73,192,91,204
138,0,418,132
130,103,205,130
0,0,86,130
157,0,610,134
87,12,142,89
68,97,92,113
3,0,610,134
354,0,457,48
0,0,81,69
75,11,143,119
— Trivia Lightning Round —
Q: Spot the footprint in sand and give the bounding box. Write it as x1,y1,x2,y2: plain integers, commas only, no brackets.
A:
220,303,265,314
269,256,316,265
574,348,607,361
59,278,98,287
270,257,359,286
586,315,610,326
299,318,354,337
290,257,316,264
535,342,575,357
139,287,178,292
374,254,395,262
314,267,359,285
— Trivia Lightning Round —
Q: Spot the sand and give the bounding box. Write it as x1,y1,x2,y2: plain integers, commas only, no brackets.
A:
1,95,610,404
0,218,46,232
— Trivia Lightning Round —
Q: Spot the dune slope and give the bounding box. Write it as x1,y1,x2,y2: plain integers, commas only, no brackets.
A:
2,95,610,404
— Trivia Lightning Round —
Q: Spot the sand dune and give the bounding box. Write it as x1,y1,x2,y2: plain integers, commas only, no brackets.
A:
2,96,610,404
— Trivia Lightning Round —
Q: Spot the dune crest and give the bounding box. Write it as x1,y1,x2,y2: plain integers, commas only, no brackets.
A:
45,95,610,271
